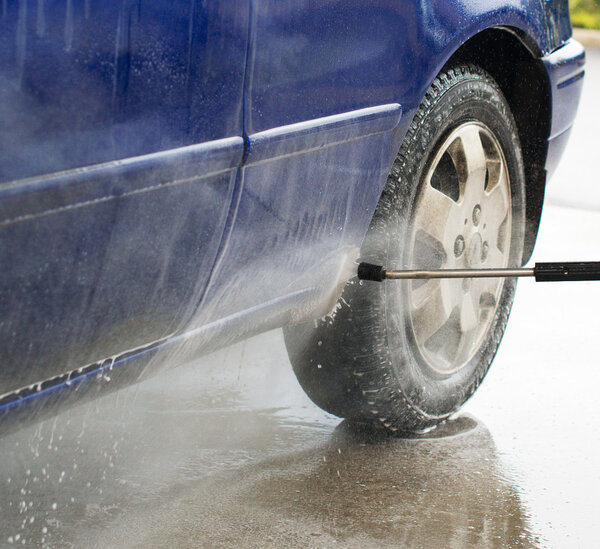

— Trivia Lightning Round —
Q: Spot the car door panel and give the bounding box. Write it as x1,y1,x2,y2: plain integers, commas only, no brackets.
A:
0,1,249,395
0,0,248,180
201,1,409,324
0,139,242,395
198,105,404,326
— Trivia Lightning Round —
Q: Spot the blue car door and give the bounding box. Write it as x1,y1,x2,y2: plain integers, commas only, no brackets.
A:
197,1,405,329
0,1,249,395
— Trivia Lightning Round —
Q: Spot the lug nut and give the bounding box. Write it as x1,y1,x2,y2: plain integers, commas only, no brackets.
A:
454,235,465,257
472,205,482,226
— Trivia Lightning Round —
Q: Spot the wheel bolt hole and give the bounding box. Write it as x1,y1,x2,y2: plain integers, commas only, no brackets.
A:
482,241,489,262
472,205,482,226
454,235,465,257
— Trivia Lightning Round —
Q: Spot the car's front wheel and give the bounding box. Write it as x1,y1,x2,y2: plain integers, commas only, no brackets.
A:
284,64,526,433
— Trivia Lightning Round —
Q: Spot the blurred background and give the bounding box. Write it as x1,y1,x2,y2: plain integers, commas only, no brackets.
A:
570,0,600,30
1,14,600,549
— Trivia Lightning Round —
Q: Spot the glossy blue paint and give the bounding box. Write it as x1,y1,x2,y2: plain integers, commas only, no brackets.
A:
543,39,586,139
246,105,402,165
543,39,586,178
0,0,584,433
245,0,569,135
201,108,405,325
0,138,241,394
0,0,249,181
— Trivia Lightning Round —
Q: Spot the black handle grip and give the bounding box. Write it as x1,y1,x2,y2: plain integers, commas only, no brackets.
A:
357,262,386,282
534,262,600,282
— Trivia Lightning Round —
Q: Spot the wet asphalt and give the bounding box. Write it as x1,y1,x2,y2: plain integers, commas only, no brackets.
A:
1,47,600,549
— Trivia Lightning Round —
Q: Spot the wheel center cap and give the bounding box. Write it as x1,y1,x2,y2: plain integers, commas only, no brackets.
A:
467,233,483,267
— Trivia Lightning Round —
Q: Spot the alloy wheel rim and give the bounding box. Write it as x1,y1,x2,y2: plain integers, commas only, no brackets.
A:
407,122,512,375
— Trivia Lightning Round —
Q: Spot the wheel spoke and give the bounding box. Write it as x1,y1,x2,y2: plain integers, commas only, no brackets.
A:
414,182,460,250
450,126,487,204
412,283,452,346
476,276,502,306
459,290,479,333
411,279,440,309
485,243,506,269
482,182,509,236
453,327,478,368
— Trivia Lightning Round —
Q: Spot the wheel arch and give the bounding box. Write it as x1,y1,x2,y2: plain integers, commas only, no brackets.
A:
443,26,551,264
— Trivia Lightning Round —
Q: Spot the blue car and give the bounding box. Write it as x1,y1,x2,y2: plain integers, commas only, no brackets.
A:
0,0,584,434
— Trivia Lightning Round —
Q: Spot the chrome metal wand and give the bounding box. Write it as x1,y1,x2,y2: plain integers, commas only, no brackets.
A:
357,262,600,283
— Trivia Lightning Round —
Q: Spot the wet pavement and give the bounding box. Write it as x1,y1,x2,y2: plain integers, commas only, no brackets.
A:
1,48,600,549
0,337,543,548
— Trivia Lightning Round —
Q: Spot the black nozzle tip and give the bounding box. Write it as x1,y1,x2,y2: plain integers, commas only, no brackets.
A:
357,262,386,282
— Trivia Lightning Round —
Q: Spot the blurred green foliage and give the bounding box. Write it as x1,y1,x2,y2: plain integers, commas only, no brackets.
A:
571,0,600,29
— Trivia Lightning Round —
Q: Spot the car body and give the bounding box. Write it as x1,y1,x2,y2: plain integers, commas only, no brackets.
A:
0,0,584,433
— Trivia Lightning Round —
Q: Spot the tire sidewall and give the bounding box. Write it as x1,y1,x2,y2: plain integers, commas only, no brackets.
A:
284,66,527,431
368,69,526,419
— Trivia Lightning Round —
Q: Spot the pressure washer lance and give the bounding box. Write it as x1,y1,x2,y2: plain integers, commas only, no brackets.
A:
357,261,600,283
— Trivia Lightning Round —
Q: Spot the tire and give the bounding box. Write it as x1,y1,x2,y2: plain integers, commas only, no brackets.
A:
284,64,526,433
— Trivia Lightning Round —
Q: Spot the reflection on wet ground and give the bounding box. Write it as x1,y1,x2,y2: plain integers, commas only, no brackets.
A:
212,417,538,549
0,331,539,548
